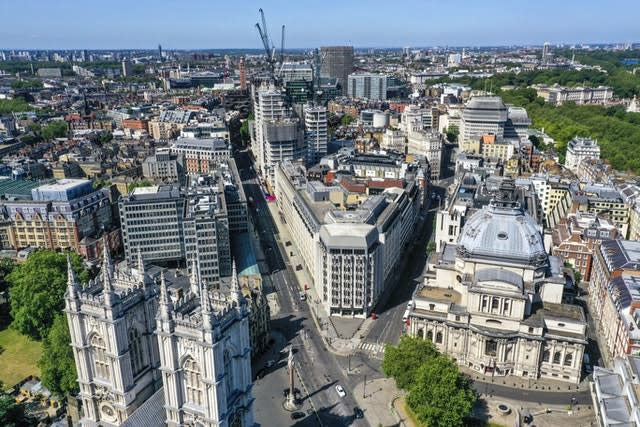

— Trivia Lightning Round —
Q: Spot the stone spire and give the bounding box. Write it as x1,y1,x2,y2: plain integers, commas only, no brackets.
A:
158,271,173,321
66,254,79,299
102,236,113,290
230,260,245,311
190,257,200,297
101,237,115,306
137,248,145,281
201,279,213,330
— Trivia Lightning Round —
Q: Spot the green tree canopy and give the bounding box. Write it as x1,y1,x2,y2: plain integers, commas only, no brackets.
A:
11,80,43,91
445,125,459,143
383,336,476,427
38,314,78,396
340,114,355,126
127,179,153,193
0,99,33,115
41,120,68,140
7,250,88,340
381,335,437,389
406,356,476,427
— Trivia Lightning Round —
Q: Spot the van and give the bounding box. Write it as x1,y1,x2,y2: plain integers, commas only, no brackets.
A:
402,309,410,322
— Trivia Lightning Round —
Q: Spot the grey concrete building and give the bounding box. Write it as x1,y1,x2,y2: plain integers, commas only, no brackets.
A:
320,46,354,96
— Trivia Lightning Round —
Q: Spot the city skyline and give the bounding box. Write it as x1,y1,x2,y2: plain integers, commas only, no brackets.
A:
1,0,638,50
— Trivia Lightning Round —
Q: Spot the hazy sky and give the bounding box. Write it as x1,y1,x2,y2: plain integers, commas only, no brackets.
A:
1,0,638,49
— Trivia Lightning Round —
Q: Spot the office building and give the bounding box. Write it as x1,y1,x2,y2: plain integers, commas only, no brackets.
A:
565,137,601,174
320,46,354,96
170,138,230,175
459,96,508,150
275,152,426,317
408,180,587,384
148,110,193,140
119,185,186,266
347,73,388,101
407,130,442,179
65,250,254,426
142,148,184,182
304,105,328,165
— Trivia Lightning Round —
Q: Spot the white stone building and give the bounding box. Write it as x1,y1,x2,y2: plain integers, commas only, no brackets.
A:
408,181,587,384
564,137,601,174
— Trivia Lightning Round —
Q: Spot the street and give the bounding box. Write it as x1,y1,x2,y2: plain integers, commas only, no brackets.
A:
236,149,368,426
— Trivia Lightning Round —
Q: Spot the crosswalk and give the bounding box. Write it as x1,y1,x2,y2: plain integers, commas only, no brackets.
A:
359,341,385,357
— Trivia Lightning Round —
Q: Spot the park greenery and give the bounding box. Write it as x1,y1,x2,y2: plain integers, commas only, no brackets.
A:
382,336,476,427
11,80,43,91
0,98,34,115
6,250,88,341
128,179,154,192
439,48,640,173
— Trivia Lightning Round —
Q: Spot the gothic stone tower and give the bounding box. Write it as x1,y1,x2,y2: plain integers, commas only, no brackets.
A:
156,263,254,427
64,250,162,426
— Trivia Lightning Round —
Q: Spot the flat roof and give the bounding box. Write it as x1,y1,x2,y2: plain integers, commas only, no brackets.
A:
416,286,462,304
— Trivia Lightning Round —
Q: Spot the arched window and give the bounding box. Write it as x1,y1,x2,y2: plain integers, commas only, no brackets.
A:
417,328,424,340
426,331,433,342
435,332,443,344
542,350,550,362
182,357,202,406
553,351,562,364
224,350,233,402
129,328,145,377
564,353,573,367
90,334,110,380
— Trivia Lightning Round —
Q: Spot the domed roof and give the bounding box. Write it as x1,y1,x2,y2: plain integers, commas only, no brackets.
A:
457,201,545,264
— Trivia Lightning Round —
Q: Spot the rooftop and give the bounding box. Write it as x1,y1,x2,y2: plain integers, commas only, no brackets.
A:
416,286,462,304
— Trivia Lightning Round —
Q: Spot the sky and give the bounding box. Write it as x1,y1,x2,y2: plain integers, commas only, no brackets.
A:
0,0,638,50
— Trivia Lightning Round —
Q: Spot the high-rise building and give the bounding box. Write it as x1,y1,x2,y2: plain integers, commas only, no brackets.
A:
347,73,388,101
320,46,354,96
158,44,163,62
541,42,550,67
251,86,305,188
121,59,133,77
65,248,254,426
304,105,328,165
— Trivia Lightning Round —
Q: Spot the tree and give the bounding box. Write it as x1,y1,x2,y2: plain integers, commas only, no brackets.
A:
445,125,459,143
382,335,437,390
340,114,355,126
38,315,78,396
7,250,88,340
406,356,476,427
41,120,68,140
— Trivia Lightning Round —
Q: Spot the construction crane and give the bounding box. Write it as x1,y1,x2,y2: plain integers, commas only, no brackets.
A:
255,8,285,85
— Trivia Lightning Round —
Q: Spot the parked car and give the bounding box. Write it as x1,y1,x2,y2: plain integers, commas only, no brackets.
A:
265,359,275,368
299,292,307,301
335,384,346,398
353,407,364,419
290,412,305,420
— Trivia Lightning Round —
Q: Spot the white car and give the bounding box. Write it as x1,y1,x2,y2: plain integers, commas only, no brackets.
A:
335,384,346,398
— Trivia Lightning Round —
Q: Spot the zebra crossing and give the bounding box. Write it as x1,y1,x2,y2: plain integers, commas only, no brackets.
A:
359,341,385,358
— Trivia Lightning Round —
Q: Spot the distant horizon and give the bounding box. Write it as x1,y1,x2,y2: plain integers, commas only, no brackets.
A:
2,41,639,52
1,0,638,50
